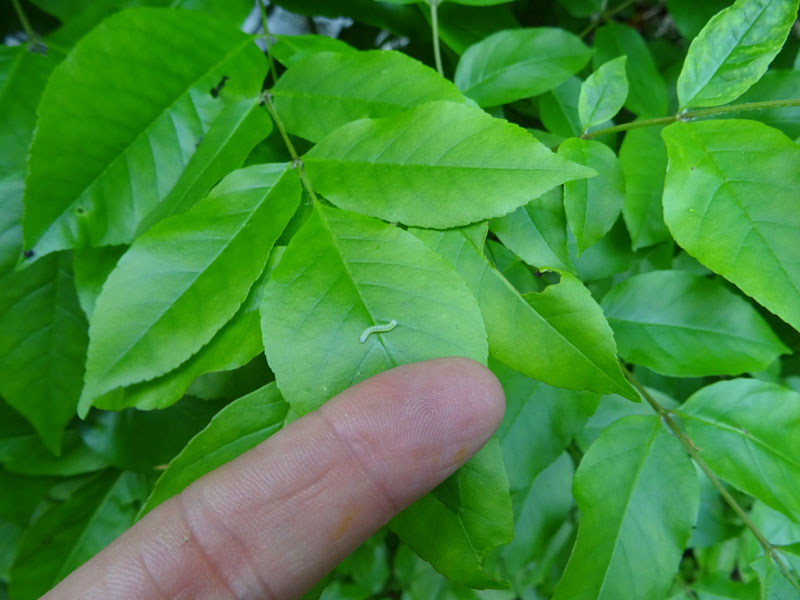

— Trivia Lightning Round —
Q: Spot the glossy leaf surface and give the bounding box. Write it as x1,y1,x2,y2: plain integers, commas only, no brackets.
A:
390,439,513,589
602,270,788,377
578,56,628,132
677,0,800,109
454,28,592,107
558,138,625,255
261,204,488,416
80,164,300,413
273,50,464,142
305,101,594,228
662,119,800,332
141,383,288,514
553,416,700,600
678,379,800,522
412,225,637,400
23,7,267,259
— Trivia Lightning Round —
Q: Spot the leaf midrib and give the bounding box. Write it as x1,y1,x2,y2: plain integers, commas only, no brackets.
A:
607,316,781,348
90,173,284,390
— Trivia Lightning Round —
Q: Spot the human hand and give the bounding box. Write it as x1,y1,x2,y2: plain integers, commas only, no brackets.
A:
43,357,505,599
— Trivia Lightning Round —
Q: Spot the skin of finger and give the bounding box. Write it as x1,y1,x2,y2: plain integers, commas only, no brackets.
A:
43,357,505,600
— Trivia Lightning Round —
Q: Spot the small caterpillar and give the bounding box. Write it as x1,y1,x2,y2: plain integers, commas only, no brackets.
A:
359,320,398,343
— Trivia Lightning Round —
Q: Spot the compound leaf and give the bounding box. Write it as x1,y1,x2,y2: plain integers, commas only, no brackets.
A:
260,203,488,416
678,379,800,522
140,383,288,515
23,7,267,260
273,50,465,142
662,119,800,332
602,270,789,377
552,415,700,600
305,100,594,229
412,225,637,401
454,28,592,107
677,0,800,109
80,164,300,414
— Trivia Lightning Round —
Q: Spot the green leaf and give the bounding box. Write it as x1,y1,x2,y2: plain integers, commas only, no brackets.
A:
454,28,593,107
602,270,789,377
140,383,288,515
579,56,629,132
618,125,671,250
678,379,800,522
134,98,274,231
0,253,88,454
593,22,667,117
665,0,732,40
495,452,575,577
261,204,488,416
270,34,356,67
751,554,800,600
661,119,800,332
72,246,126,319
539,76,583,138
8,470,149,600
412,226,638,400
492,359,598,488
435,2,520,56
22,7,267,259
90,247,281,412
0,44,60,187
558,138,625,254
273,50,465,142
79,164,300,414
575,389,680,451
304,101,594,229
79,396,228,473
389,438,513,589
559,0,603,18
552,415,700,600
489,187,575,273
676,0,800,109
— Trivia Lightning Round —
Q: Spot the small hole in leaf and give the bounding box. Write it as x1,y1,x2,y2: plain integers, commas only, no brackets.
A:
22,249,34,259
76,207,85,214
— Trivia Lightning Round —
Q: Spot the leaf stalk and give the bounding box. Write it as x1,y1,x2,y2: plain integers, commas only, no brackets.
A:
579,0,637,39
428,0,444,77
582,98,800,139
260,91,320,204
258,0,280,86
11,0,37,45
620,362,800,592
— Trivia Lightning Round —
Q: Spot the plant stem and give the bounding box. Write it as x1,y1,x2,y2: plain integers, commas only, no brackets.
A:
429,0,444,77
579,0,637,39
11,0,37,43
582,98,800,139
620,363,800,592
258,0,280,86
260,91,320,203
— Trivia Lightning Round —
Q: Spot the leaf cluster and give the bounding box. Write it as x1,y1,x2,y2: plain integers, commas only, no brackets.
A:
1,0,800,598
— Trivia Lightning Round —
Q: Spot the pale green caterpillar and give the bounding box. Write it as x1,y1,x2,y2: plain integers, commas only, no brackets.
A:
359,320,398,343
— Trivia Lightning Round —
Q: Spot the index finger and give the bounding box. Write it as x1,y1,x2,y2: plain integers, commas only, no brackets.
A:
44,357,505,599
